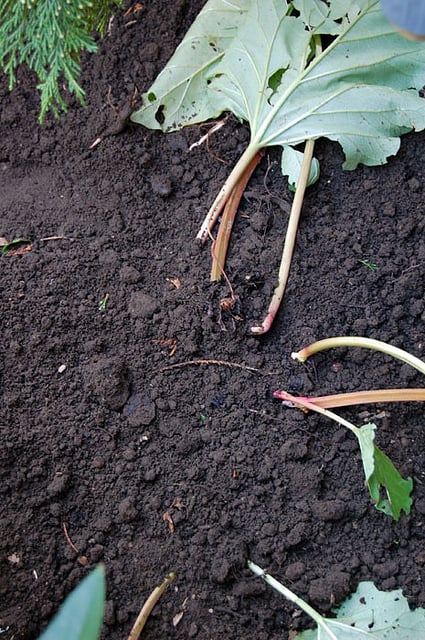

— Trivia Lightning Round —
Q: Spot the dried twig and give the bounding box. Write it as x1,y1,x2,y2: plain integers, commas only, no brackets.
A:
157,359,277,376
38,235,69,241
127,572,177,640
62,522,78,553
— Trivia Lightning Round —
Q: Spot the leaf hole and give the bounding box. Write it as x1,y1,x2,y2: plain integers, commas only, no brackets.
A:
155,105,165,125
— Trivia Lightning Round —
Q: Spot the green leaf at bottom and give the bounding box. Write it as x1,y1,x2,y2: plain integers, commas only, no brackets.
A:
38,566,106,640
298,581,425,640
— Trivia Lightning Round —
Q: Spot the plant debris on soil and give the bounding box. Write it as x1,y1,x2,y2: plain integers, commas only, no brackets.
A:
1,2,425,639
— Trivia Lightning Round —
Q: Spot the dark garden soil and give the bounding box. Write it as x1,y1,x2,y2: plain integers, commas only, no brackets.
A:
2,2,425,639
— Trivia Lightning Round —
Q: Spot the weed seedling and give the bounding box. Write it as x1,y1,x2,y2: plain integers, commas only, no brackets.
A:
358,258,377,271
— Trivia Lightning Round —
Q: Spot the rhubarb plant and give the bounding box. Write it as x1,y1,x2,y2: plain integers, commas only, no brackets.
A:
274,337,425,519
248,561,425,639
132,0,425,333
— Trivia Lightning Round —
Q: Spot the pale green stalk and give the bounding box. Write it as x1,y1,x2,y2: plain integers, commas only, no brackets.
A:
196,141,262,243
292,336,425,377
251,138,315,334
247,560,339,640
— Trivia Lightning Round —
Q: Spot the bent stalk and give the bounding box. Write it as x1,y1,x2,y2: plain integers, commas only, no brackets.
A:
292,336,425,376
251,138,315,335
273,389,359,434
248,561,339,640
127,572,176,640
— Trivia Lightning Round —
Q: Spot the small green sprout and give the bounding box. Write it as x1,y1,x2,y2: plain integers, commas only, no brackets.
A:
98,293,109,311
2,238,31,255
358,258,377,270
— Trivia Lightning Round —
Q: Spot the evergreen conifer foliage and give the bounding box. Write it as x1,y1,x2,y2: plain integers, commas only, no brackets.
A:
0,0,122,122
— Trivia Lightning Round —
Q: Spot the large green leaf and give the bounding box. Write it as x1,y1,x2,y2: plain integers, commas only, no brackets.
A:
133,0,425,182
133,0,249,131
298,581,425,640
334,581,425,640
298,620,378,639
38,566,105,640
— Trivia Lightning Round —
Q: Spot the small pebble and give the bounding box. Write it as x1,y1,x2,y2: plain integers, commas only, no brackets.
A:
150,174,173,197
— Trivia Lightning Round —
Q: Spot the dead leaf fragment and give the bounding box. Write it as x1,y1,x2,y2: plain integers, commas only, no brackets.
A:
163,497,185,533
152,337,178,357
124,3,143,17
8,553,20,564
172,610,185,627
5,244,32,257
166,277,182,289
171,497,184,510
163,511,175,533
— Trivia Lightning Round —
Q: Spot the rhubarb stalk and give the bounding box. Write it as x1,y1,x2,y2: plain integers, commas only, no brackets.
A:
273,388,425,409
248,561,339,640
292,336,425,376
210,150,264,281
196,144,263,244
251,138,315,335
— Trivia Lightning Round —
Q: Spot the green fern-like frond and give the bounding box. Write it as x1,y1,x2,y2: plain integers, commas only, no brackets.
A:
0,0,123,122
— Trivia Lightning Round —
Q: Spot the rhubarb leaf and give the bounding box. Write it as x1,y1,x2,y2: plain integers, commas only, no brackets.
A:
333,582,425,640
368,444,413,519
132,0,249,131
355,422,412,520
281,146,320,188
133,0,425,180
298,581,425,640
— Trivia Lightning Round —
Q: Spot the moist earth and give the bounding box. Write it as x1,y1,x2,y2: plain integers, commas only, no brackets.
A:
1,1,425,639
